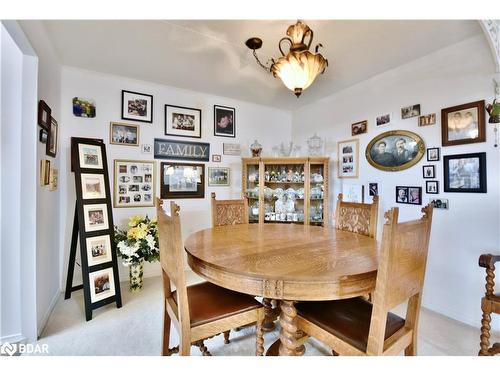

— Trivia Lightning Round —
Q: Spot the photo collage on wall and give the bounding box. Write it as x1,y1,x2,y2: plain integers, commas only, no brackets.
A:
114,160,155,208
37,100,59,191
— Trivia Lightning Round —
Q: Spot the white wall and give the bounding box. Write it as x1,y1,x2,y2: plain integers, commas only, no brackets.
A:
19,20,62,337
1,22,38,343
291,35,500,330
1,24,24,342
59,67,292,284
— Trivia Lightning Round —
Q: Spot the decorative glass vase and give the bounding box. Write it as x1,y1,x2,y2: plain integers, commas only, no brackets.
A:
129,258,144,292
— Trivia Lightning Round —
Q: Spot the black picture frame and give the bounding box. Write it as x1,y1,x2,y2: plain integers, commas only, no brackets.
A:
46,117,58,158
65,137,122,321
39,129,48,143
121,90,153,123
38,100,51,130
426,181,439,194
214,105,236,138
443,152,487,193
427,147,440,161
165,104,202,138
422,165,435,179
395,186,422,205
160,162,205,199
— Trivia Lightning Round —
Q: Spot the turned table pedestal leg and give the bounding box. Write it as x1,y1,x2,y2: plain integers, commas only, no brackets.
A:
278,300,305,356
262,298,276,332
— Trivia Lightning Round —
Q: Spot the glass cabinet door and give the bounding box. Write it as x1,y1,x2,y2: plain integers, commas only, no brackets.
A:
245,163,260,223
309,163,326,225
263,162,305,224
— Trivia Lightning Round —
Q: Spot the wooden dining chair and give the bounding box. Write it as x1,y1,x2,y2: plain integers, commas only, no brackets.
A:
210,192,248,226
478,253,500,356
157,198,266,356
210,192,277,332
335,193,379,238
296,205,434,356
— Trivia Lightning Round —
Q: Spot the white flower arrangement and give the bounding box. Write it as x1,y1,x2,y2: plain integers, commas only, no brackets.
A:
114,215,159,266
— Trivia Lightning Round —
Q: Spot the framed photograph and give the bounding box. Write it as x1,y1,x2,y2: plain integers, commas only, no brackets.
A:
375,113,392,127
426,181,439,194
214,105,235,138
441,100,485,146
86,235,112,267
89,268,116,303
114,160,155,207
83,203,109,232
427,147,440,161
165,104,201,138
121,90,153,123
141,144,152,154
109,122,139,146
351,120,367,136
223,143,241,156
401,104,421,119
154,138,210,162
78,144,103,170
429,198,449,209
40,160,50,186
342,184,364,203
81,173,106,200
443,152,487,193
49,168,58,191
422,165,435,179
337,139,359,178
212,154,222,162
38,100,51,130
418,113,436,126
39,129,48,143
160,162,205,199
366,130,425,172
46,117,58,158
73,97,96,118
369,182,378,197
396,186,421,205
208,167,230,186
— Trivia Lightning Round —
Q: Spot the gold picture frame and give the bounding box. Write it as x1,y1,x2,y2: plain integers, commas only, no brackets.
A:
365,130,425,172
113,159,156,208
109,122,139,146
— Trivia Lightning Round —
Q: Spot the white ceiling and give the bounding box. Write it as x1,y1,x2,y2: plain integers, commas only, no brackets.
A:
41,20,483,110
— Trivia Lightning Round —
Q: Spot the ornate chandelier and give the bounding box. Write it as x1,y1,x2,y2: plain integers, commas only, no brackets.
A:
245,20,328,98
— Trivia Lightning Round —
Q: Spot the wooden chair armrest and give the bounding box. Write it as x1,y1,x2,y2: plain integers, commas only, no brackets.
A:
479,254,500,269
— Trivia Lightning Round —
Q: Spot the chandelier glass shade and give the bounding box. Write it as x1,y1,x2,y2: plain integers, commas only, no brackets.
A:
245,21,328,97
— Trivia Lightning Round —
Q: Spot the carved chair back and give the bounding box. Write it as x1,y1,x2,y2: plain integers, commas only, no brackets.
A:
211,192,248,227
335,193,379,238
156,199,191,335
366,205,433,355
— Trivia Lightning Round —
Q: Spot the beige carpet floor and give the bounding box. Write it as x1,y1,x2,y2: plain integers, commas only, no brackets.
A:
34,274,498,356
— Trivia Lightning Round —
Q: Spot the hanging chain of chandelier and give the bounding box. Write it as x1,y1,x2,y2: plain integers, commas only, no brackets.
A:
245,20,328,98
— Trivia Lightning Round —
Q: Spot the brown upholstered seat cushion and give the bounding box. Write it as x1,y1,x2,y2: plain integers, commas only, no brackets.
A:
172,282,262,327
296,297,405,352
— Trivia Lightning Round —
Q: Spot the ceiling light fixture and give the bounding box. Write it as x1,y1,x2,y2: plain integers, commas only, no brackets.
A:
245,20,328,98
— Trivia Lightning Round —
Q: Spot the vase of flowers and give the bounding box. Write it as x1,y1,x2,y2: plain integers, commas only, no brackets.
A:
114,215,159,292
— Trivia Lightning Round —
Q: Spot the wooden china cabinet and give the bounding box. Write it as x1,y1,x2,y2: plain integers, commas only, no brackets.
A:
242,157,329,226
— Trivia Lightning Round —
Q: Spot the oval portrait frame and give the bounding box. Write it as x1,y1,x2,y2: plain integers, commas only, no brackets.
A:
365,130,425,172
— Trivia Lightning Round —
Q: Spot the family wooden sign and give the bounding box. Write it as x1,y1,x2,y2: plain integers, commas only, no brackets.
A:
154,138,210,162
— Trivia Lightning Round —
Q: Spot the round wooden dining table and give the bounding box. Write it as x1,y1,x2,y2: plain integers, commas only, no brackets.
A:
184,223,379,356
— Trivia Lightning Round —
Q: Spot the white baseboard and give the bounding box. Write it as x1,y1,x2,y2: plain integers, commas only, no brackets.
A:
423,300,500,334
0,333,26,345
37,290,61,338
